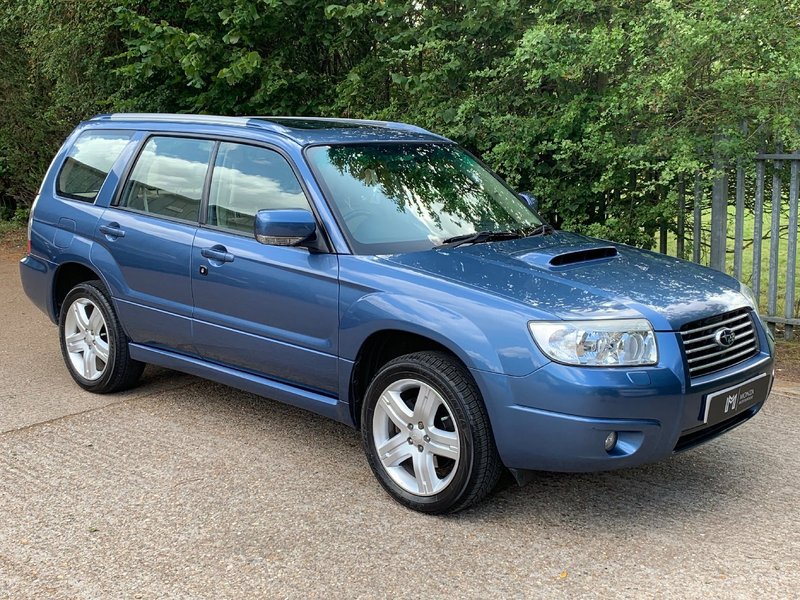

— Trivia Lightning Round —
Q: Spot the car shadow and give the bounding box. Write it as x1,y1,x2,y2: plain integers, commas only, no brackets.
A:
456,437,768,531
130,367,771,529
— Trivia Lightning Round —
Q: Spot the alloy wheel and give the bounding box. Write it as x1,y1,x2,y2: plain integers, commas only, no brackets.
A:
371,378,461,496
63,297,110,381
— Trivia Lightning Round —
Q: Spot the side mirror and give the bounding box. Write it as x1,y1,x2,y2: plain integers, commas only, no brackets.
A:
518,192,539,211
254,209,319,249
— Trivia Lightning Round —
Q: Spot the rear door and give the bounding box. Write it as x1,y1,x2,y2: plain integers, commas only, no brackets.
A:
93,135,214,352
190,141,339,395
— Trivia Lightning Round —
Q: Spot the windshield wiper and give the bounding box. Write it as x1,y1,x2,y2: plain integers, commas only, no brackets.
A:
439,230,523,248
438,223,555,249
525,223,555,237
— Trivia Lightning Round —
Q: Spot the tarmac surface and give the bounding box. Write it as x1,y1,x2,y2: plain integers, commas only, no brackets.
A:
1,253,799,599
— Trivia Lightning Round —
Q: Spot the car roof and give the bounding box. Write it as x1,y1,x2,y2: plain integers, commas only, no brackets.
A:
88,113,451,146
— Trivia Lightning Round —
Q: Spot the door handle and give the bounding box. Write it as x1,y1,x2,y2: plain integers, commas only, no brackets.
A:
201,246,235,263
99,224,125,238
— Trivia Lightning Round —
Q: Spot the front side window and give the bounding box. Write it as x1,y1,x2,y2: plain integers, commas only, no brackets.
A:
57,130,133,202
306,143,542,254
119,136,214,222
207,142,309,235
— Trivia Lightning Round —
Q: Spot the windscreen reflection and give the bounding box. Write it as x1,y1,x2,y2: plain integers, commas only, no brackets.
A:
307,144,542,254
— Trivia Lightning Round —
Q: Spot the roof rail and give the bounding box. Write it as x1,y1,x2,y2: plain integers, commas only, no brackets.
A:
252,116,436,136
89,113,442,140
90,113,255,128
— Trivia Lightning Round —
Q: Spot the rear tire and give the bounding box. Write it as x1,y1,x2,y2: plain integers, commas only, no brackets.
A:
58,281,144,393
361,351,502,514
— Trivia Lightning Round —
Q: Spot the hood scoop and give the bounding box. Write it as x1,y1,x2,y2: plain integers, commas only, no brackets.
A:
515,244,620,270
549,246,618,266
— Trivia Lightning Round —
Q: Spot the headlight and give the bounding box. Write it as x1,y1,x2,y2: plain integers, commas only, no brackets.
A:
740,283,759,311
529,319,658,366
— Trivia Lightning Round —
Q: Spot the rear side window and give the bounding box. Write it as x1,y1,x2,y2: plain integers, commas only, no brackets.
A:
57,130,133,202
207,142,309,235
119,136,214,222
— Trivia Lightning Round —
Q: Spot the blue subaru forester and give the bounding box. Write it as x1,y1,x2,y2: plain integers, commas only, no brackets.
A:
20,114,775,513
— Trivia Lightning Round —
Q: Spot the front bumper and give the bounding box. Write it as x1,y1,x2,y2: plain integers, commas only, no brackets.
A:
473,328,774,473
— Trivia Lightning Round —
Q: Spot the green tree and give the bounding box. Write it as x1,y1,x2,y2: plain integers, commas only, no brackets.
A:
3,0,799,251
0,0,125,210
112,0,374,114
112,0,800,246
326,0,800,245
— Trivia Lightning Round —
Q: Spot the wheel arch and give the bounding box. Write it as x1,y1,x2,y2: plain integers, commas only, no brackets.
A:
340,292,511,429
52,261,106,320
349,329,466,428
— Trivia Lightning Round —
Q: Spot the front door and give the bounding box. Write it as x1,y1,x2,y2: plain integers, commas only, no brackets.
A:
191,141,339,395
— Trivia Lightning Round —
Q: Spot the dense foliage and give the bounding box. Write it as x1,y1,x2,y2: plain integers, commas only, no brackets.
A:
0,0,123,216
1,0,799,246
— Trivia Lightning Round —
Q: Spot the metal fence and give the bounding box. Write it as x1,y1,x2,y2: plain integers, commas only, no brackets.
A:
664,150,799,341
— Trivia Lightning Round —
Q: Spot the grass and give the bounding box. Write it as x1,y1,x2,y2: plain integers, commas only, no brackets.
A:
665,203,800,371
0,219,23,236
665,203,799,320
0,220,26,255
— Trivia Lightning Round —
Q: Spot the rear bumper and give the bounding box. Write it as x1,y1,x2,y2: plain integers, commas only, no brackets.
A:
20,254,57,323
473,329,774,473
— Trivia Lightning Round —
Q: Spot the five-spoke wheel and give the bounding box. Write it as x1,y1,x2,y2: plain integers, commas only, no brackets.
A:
362,351,502,513
64,297,110,381
58,281,144,393
372,378,461,496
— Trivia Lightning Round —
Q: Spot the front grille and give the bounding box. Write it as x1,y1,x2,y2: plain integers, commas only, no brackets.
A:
679,308,759,378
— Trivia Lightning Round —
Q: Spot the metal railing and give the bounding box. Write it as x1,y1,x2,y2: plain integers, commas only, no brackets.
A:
667,150,799,341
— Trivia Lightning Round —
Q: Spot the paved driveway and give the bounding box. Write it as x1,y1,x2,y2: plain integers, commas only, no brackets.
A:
1,254,799,599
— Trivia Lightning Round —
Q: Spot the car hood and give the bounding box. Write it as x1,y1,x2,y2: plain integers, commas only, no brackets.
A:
381,231,750,330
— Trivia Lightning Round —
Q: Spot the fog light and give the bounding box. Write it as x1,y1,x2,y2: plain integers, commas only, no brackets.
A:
604,432,618,452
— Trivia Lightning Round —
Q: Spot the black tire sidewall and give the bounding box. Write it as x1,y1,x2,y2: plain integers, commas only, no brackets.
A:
58,282,121,392
362,357,477,513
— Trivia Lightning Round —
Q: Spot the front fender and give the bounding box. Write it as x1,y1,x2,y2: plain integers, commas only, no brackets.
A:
339,291,548,377
339,292,503,373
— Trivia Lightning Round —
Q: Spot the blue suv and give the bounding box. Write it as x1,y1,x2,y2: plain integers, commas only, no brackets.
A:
20,114,775,513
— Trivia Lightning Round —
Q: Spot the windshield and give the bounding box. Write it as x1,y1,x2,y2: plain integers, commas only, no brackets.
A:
306,143,543,254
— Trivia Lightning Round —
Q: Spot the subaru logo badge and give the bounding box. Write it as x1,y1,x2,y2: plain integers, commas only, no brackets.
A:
714,327,736,348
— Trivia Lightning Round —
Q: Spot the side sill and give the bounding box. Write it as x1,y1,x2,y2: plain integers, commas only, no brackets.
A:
129,343,354,427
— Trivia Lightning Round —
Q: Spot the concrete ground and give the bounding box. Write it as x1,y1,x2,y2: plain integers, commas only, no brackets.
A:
1,251,799,599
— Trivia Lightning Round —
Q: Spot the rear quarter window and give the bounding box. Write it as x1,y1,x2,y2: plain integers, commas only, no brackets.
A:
57,130,133,202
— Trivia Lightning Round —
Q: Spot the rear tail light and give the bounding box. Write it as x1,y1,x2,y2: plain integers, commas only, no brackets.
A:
27,195,39,255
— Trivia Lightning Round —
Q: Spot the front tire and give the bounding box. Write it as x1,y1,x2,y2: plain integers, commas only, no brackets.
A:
58,281,144,393
361,351,502,514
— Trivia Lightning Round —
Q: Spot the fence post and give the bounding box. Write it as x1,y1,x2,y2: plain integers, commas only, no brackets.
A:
786,157,799,340
710,140,728,271
677,177,686,260
733,124,747,280
752,154,766,301
693,173,702,264
767,144,783,329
